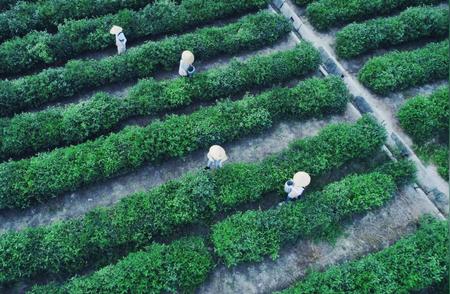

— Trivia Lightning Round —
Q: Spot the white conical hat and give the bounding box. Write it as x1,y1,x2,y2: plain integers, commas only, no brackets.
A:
181,50,195,64
293,171,311,187
110,25,123,35
207,145,228,161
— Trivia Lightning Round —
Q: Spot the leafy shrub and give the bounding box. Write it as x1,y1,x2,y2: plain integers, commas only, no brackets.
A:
294,0,317,5
306,0,443,30
0,76,349,209
336,6,448,58
277,216,448,294
0,43,320,160
358,40,448,95
211,161,414,266
416,143,449,179
397,86,448,144
0,0,269,76
0,0,152,42
29,237,214,293
0,116,385,285
0,12,291,117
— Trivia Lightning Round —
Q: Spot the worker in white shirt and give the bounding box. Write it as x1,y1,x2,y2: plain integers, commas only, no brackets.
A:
284,171,311,203
179,50,196,77
206,145,228,170
110,25,127,54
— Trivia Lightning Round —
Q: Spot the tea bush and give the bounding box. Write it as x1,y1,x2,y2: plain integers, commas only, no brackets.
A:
358,40,448,95
397,86,448,144
0,0,268,75
336,6,448,58
306,0,443,30
278,216,448,294
0,43,320,160
0,11,291,116
0,116,385,285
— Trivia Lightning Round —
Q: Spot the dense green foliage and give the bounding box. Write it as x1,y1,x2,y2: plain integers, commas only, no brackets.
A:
0,76,349,210
29,237,214,294
397,86,448,144
278,216,448,294
0,43,320,160
336,6,448,58
417,143,449,179
306,0,443,30
358,40,448,95
0,0,37,12
294,0,317,5
0,0,269,76
212,161,415,266
0,12,291,117
0,116,385,285
0,0,151,42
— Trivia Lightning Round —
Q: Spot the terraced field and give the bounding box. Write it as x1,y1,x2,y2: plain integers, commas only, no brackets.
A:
0,0,447,293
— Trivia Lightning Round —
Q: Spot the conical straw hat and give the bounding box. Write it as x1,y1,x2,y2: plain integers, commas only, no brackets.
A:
110,25,123,35
181,50,195,64
293,171,311,187
208,145,228,161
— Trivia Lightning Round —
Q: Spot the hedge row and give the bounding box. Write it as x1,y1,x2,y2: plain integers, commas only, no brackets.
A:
0,0,269,76
0,116,385,285
0,0,152,42
278,216,448,294
0,12,291,117
0,0,37,12
397,86,448,144
306,0,443,30
29,237,214,294
0,76,349,209
335,6,449,59
0,43,320,161
211,161,415,266
358,40,448,95
417,143,449,179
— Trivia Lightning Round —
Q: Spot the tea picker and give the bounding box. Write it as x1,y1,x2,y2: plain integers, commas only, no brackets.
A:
110,25,127,55
284,171,311,203
179,50,196,77
205,145,228,170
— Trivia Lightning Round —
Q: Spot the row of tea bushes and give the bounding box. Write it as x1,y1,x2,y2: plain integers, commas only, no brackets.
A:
278,216,448,293
0,43,320,160
0,116,385,285
306,0,443,30
0,0,151,42
29,237,214,294
0,0,269,76
358,40,448,95
0,12,291,116
335,6,448,58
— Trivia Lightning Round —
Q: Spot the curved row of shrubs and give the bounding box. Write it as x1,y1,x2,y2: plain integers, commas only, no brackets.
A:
212,160,415,266
0,76,350,210
0,0,152,42
0,43,320,161
0,0,37,12
398,86,448,144
0,12,291,117
306,0,443,30
0,116,385,286
335,6,448,59
28,160,414,293
358,40,448,95
0,0,269,76
29,237,214,294
278,216,448,293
